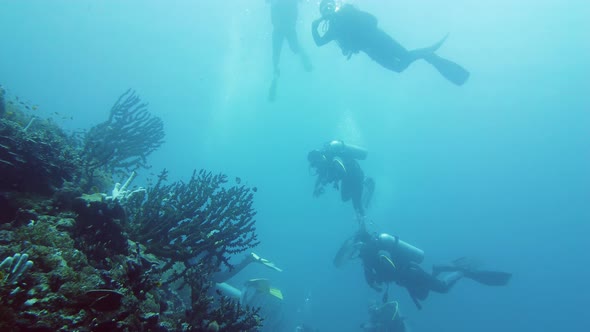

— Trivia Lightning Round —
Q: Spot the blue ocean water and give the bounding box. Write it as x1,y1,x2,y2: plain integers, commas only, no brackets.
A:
1,0,589,331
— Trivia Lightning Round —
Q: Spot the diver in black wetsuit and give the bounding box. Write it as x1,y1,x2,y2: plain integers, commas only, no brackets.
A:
335,229,512,310
361,300,407,332
311,0,470,86
308,140,375,219
267,0,313,101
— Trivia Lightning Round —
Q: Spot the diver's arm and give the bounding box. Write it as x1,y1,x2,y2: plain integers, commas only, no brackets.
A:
313,175,326,196
312,18,333,46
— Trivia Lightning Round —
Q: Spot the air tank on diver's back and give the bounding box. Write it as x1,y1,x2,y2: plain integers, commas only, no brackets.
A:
326,140,368,160
378,233,425,264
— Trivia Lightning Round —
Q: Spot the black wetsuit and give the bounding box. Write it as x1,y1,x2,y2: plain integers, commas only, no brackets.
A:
365,301,407,332
313,5,416,70
360,233,461,309
312,4,470,85
339,158,365,215
313,144,366,216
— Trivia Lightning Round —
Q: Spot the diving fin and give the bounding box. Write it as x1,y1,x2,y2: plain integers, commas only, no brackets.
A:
425,33,449,54
269,287,283,300
252,252,283,272
244,278,284,300
426,54,470,86
464,270,512,286
333,235,359,268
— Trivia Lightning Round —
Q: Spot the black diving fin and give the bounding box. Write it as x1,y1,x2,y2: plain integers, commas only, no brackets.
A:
426,54,470,86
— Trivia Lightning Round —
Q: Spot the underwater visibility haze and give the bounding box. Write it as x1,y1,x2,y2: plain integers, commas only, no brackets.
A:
0,0,589,331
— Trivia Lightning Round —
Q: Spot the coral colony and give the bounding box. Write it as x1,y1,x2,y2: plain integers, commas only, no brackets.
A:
0,88,261,331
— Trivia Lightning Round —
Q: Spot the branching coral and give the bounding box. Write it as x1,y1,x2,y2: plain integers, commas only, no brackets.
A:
82,89,165,178
127,169,259,271
124,168,261,330
1,85,263,331
183,265,261,331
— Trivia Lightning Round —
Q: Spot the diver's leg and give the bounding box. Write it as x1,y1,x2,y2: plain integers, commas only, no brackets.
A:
272,29,284,76
428,272,463,293
368,33,459,78
342,171,366,216
389,37,448,72
365,31,417,73
341,176,352,202
269,29,284,101
212,253,255,283
432,264,462,277
285,29,313,72
285,28,300,53
402,266,430,309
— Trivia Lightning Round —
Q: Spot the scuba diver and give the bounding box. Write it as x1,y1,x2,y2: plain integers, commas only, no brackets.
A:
361,301,407,332
334,229,512,310
266,0,313,102
213,253,285,331
213,252,282,284
311,0,470,86
308,140,375,218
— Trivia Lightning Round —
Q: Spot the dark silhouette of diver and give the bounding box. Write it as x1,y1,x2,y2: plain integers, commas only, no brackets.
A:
311,0,470,86
334,229,512,310
361,300,407,332
267,0,313,101
211,253,285,331
308,140,375,219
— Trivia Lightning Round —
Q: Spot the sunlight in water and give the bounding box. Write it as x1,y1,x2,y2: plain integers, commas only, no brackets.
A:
336,108,364,145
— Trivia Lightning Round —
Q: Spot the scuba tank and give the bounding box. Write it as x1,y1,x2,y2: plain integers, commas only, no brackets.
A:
326,140,368,160
378,233,424,264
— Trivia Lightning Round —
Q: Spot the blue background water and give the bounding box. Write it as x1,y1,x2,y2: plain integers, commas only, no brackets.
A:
1,0,589,331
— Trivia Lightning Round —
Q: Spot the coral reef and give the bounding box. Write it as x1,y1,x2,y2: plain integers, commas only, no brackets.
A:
0,253,34,285
0,87,262,331
127,169,259,268
0,85,5,117
0,109,81,197
124,169,260,330
81,89,165,181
